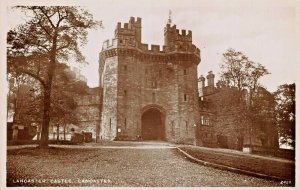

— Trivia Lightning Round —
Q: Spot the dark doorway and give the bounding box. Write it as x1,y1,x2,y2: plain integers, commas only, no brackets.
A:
217,135,229,148
141,108,165,140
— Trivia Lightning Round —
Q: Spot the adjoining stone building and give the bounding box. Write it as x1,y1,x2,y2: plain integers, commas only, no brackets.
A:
99,17,201,144
197,71,278,152
73,87,101,139
47,86,100,141
46,67,101,141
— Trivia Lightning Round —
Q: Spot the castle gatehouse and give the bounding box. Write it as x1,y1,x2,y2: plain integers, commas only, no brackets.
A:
98,17,201,144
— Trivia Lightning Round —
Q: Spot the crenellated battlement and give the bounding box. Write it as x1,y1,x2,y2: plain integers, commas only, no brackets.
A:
116,17,142,29
139,44,164,53
102,38,118,50
115,17,142,43
102,38,200,57
164,24,192,47
165,24,192,37
101,17,200,62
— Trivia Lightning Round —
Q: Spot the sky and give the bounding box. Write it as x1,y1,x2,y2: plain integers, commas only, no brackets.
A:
4,0,300,92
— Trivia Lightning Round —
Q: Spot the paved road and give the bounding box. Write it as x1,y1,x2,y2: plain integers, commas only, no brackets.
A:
7,141,282,187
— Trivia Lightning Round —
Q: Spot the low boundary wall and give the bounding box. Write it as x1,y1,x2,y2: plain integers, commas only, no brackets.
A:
177,146,295,182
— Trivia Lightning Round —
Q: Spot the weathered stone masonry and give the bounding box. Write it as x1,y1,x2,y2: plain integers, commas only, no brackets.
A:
99,17,201,144
197,72,278,151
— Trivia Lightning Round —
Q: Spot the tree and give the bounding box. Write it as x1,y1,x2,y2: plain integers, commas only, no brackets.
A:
220,48,270,96
220,48,270,109
7,62,89,141
219,48,274,149
7,6,100,147
7,72,43,131
211,87,250,149
50,63,89,140
251,87,278,149
220,48,249,91
274,83,295,148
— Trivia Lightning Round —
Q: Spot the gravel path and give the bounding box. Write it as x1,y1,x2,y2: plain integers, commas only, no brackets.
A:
7,145,282,187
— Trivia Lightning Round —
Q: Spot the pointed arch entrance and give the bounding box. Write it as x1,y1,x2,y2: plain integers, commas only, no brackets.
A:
141,105,165,140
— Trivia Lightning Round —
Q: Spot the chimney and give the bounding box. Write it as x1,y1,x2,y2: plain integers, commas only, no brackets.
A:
198,75,205,88
198,75,206,97
206,71,215,87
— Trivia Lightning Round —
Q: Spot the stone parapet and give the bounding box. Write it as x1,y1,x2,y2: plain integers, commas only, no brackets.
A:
101,39,200,58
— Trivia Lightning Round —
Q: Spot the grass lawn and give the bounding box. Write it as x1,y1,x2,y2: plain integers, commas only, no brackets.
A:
178,146,295,185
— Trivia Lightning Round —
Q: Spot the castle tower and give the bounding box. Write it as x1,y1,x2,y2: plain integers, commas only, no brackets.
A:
99,17,201,144
164,24,192,48
115,17,142,45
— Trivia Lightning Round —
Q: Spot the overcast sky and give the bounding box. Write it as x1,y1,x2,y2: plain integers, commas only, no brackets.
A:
5,0,300,92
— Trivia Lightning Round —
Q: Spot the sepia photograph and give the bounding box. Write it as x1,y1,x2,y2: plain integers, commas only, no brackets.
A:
1,0,298,189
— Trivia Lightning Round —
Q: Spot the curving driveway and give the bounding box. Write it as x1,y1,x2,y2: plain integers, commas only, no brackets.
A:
7,141,282,187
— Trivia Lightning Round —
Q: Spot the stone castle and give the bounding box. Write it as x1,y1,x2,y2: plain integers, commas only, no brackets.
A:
7,17,278,151
99,17,201,144
96,16,278,151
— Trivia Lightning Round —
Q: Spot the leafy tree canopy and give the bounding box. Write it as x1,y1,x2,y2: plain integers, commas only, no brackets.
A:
274,83,295,148
7,6,100,147
220,48,270,93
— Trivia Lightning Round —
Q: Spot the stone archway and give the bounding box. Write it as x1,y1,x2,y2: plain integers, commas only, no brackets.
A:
141,107,165,140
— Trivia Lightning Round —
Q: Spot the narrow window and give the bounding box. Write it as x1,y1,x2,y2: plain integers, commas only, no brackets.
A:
109,118,112,129
124,118,127,129
185,121,188,134
159,69,162,77
206,117,210,126
184,69,187,75
184,94,187,101
124,90,127,97
201,116,210,126
201,116,204,125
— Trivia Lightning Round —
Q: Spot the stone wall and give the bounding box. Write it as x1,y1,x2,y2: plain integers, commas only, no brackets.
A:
197,73,278,151
99,17,201,144
198,84,256,149
74,87,100,139
100,57,118,140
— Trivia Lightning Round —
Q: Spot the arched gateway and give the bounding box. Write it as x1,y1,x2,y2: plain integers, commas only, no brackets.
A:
141,105,165,140
141,108,165,140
